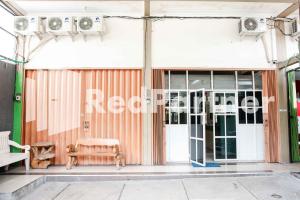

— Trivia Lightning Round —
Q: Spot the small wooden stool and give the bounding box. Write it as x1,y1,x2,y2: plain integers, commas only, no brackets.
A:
31,142,55,169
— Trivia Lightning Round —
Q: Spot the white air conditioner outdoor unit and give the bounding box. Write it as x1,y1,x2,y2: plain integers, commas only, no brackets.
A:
14,16,43,36
291,18,300,37
239,17,267,37
46,16,76,35
77,16,104,35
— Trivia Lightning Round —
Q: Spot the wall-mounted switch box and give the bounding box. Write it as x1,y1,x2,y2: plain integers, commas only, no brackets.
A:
15,93,22,102
83,120,90,132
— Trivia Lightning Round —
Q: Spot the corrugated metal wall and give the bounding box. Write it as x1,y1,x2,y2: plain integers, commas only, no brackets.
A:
24,69,143,165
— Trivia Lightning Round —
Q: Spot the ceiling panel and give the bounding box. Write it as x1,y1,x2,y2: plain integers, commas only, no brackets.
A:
151,1,292,17
13,1,144,16
8,0,293,17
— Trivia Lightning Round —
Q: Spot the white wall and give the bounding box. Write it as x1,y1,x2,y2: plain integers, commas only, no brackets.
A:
25,18,144,69
25,17,280,70
0,5,16,59
152,19,275,69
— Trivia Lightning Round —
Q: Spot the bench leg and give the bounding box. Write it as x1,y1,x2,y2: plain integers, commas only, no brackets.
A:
66,156,72,170
66,156,77,170
4,165,9,171
121,156,126,167
115,156,121,168
118,153,125,167
72,157,78,166
25,158,30,171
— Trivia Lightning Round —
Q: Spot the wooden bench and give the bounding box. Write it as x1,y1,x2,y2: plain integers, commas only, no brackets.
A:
66,138,125,169
0,131,30,171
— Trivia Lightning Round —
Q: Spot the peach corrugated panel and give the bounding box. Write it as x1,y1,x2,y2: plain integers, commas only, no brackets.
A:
24,69,143,165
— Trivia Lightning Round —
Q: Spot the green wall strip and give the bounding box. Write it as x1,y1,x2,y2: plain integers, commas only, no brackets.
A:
287,71,300,162
12,68,23,153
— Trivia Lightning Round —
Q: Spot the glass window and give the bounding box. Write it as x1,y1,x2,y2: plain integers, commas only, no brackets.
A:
170,108,178,124
197,140,204,163
170,71,187,89
246,91,254,107
256,108,263,124
238,108,246,124
0,29,16,59
227,138,237,159
225,93,235,106
191,139,196,161
226,115,236,136
190,92,195,114
213,71,236,89
197,115,203,138
165,108,169,124
0,4,14,34
254,71,262,89
170,92,178,107
0,4,16,59
215,93,225,106
179,92,187,107
247,109,255,124
238,91,245,107
255,91,262,107
191,116,196,137
238,71,253,89
238,90,263,124
165,91,169,107
164,71,169,89
188,71,211,89
179,109,187,124
196,91,203,114
215,115,225,136
215,138,226,159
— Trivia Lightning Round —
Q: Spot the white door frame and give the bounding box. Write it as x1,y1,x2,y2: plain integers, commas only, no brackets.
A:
166,89,189,162
189,89,206,166
212,90,238,161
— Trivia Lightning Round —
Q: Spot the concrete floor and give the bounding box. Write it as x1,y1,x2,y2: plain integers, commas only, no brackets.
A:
19,173,300,200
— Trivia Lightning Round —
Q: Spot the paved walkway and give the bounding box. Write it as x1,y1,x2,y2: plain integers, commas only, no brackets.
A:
20,173,300,200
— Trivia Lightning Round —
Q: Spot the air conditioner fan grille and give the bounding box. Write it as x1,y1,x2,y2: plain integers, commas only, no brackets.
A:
15,18,29,31
48,17,63,31
79,17,93,30
244,18,258,31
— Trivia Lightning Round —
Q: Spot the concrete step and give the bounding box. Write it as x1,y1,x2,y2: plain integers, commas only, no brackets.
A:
0,171,273,200
45,170,273,181
0,175,45,200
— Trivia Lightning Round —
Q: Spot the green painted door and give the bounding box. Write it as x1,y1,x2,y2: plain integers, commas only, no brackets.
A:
287,71,300,162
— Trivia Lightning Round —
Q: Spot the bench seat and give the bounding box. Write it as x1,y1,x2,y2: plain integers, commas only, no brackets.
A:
66,137,125,169
0,153,28,167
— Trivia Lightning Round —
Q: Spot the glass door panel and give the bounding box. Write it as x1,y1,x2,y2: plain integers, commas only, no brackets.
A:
215,138,226,159
197,115,203,138
226,115,236,136
227,138,237,159
215,115,225,136
197,140,204,163
189,89,206,166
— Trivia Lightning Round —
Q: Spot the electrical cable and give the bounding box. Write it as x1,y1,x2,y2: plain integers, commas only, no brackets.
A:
0,54,28,64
